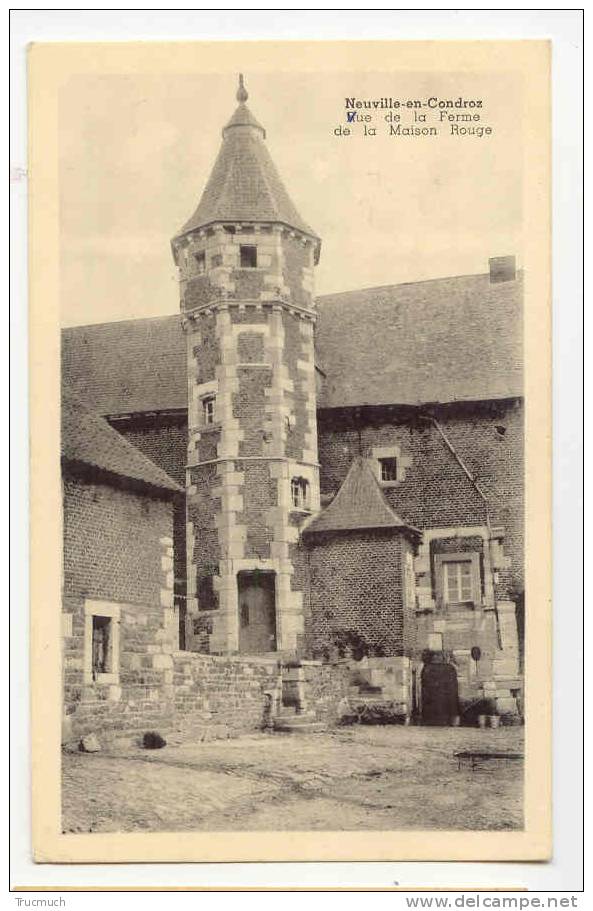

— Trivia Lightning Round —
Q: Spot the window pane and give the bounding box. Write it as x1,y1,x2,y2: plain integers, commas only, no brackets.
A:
459,562,472,600
291,477,309,508
460,578,472,600
444,560,474,603
202,396,215,424
445,564,457,601
379,457,397,482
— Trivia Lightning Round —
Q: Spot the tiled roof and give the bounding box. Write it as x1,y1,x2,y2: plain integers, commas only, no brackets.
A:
303,457,418,536
315,271,523,408
61,390,182,494
60,271,523,416
174,102,319,242
61,314,187,416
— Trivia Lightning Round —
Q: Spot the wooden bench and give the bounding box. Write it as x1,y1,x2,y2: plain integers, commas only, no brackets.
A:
454,751,524,771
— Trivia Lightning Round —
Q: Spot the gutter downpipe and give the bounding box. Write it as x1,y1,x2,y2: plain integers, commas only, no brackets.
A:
427,414,503,649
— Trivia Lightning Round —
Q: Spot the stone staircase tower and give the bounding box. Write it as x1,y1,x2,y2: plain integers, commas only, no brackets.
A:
171,75,321,657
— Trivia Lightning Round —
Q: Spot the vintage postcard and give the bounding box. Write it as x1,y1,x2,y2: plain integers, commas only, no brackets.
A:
29,40,551,863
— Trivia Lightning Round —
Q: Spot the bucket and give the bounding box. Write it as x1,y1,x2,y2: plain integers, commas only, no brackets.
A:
478,714,488,729
489,715,501,729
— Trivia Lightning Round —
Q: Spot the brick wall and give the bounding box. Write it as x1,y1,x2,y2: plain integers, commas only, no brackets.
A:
63,475,172,607
303,529,412,658
89,420,188,644
317,399,524,596
62,472,178,739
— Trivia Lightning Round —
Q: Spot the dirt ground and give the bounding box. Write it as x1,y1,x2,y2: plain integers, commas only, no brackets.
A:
62,725,524,833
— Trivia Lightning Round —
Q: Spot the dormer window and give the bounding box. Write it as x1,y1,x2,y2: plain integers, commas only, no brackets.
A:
240,245,257,268
194,251,206,274
291,477,310,510
379,457,398,483
371,445,408,486
202,395,216,425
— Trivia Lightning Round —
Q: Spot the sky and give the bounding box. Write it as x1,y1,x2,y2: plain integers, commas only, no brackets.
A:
59,70,523,327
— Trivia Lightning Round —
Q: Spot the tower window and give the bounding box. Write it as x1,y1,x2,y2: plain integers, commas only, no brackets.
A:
240,245,258,268
193,251,206,274
202,395,216,425
291,477,310,510
379,457,398,483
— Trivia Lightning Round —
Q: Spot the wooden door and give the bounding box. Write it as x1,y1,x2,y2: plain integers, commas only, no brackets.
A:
238,572,277,655
421,660,459,725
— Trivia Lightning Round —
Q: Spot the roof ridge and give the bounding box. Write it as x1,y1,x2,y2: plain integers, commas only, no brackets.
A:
62,312,181,332
317,269,523,302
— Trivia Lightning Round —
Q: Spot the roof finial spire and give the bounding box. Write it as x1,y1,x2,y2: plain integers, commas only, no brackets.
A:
236,73,248,104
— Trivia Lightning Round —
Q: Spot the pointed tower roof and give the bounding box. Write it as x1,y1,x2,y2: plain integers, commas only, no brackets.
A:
303,458,420,537
174,75,320,248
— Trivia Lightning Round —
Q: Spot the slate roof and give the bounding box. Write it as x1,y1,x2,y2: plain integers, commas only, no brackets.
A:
303,457,419,536
61,270,523,416
315,271,523,408
61,390,182,494
61,314,186,416
174,100,319,243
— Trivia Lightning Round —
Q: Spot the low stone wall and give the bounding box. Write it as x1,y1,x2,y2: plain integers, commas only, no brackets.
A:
63,648,352,746
349,656,413,715
289,660,352,724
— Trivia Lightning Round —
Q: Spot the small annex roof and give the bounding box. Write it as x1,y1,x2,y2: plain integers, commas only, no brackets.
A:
303,457,419,537
61,389,182,495
173,75,319,244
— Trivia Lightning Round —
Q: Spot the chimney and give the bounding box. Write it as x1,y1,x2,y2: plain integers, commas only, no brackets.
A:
489,255,516,283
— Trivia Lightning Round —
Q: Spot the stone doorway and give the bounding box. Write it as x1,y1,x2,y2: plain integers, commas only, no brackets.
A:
421,655,459,725
237,571,277,655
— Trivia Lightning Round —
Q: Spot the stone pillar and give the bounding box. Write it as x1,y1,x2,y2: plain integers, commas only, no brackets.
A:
492,600,520,677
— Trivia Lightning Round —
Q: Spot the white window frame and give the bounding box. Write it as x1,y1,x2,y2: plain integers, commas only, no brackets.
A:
290,476,310,511
379,456,398,483
443,560,473,604
202,394,216,426
84,600,121,685
434,551,481,608
371,445,409,487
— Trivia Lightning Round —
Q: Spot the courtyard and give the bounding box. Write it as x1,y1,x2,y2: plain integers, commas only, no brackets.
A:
62,724,523,833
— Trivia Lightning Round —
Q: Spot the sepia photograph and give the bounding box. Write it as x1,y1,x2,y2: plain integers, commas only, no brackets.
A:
26,39,552,863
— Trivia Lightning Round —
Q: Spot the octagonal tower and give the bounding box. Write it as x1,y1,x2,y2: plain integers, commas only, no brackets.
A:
171,75,321,656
